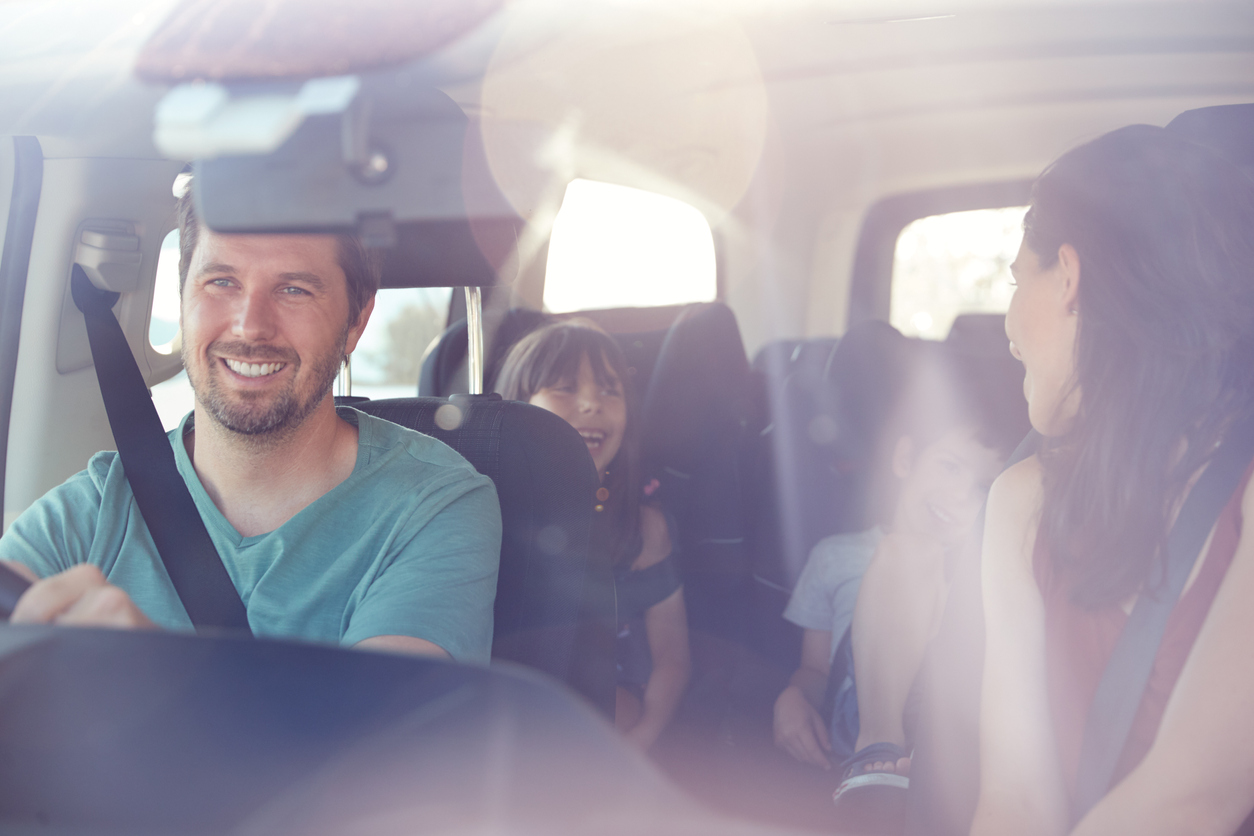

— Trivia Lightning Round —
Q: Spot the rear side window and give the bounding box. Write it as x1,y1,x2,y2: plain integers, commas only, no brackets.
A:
351,287,453,399
543,179,716,313
149,229,181,353
890,206,1027,339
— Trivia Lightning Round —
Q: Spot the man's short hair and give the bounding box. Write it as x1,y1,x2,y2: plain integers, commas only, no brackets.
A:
175,189,381,327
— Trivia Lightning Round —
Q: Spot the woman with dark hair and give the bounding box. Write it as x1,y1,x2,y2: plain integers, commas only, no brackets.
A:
496,320,691,750
972,124,1254,835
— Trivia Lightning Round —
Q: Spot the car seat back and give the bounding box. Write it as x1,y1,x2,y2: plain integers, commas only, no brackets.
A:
754,320,918,592
347,395,615,716
638,302,761,643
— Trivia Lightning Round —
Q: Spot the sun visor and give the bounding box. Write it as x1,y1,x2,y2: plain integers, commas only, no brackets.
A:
156,78,520,288
141,0,521,288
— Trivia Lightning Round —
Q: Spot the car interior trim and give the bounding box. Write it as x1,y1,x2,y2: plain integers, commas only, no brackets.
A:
0,137,43,525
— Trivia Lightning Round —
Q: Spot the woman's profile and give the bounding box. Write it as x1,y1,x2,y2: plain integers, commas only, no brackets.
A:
972,125,1254,835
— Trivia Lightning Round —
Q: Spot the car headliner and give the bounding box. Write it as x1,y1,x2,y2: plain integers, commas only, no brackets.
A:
1,0,1251,338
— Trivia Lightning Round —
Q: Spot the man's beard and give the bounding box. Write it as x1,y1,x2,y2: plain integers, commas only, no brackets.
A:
184,331,347,438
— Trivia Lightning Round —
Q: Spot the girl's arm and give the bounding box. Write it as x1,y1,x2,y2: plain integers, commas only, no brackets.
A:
624,505,691,750
1070,473,1254,836
628,585,691,750
971,457,1069,836
773,628,835,768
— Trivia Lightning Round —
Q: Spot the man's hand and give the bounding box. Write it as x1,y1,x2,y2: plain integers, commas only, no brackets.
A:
773,683,834,769
9,564,155,629
354,634,450,658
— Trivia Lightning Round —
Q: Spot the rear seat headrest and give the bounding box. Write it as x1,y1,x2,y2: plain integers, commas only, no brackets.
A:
1167,103,1254,180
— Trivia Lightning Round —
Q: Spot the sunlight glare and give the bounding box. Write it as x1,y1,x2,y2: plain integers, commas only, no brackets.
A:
543,179,716,313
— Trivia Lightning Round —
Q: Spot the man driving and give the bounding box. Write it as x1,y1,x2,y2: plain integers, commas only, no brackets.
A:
0,191,501,662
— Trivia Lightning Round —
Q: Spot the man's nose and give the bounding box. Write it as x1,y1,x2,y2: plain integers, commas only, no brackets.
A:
232,288,278,341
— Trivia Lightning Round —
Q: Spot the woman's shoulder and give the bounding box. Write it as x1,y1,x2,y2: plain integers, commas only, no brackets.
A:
1242,460,1254,523
989,453,1044,516
985,453,1047,576
631,504,674,572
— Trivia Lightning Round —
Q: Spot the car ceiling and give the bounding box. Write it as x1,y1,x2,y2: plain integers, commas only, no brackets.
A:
1,0,1252,337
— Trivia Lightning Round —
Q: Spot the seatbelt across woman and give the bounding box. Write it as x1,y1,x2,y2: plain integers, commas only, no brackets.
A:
70,265,252,635
1072,413,1254,822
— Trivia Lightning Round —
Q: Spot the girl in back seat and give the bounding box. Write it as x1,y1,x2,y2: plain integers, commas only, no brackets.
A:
497,320,691,751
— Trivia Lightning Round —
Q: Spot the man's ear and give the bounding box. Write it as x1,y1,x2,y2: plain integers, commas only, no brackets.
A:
891,435,914,481
1057,243,1081,314
344,295,376,355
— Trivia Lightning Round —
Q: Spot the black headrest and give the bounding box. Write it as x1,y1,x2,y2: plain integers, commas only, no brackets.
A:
1167,103,1254,178
945,313,1010,358
641,302,749,469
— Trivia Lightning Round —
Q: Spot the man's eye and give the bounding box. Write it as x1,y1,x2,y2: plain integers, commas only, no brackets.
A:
281,286,311,296
208,278,233,288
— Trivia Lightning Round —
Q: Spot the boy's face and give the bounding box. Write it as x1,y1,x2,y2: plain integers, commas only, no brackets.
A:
891,429,1004,547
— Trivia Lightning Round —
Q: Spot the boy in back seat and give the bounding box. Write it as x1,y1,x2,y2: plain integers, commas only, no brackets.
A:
772,344,1021,820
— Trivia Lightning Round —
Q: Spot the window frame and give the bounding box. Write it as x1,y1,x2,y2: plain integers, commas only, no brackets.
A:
847,180,1033,330
0,137,43,519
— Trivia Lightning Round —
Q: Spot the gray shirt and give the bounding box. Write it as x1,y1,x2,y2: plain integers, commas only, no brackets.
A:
783,527,884,659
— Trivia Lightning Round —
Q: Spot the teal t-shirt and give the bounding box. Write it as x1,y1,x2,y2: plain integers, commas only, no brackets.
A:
0,408,501,663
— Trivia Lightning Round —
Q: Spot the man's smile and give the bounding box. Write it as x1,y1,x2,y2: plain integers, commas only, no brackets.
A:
222,358,288,379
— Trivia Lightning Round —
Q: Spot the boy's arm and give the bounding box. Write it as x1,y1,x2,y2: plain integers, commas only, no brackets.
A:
774,628,835,769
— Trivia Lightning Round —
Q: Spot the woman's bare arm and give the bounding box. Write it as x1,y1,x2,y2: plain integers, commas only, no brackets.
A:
1071,474,1254,836
971,456,1069,836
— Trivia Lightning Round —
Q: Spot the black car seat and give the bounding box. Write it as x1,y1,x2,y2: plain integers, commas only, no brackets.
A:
418,308,553,397
346,395,615,717
755,321,918,589
1167,102,1254,178
638,303,761,643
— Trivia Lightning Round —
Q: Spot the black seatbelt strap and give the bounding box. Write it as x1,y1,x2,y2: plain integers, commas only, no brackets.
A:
1073,413,1254,821
71,265,251,635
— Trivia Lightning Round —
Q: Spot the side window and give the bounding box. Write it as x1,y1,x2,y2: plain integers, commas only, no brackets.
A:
149,230,196,430
149,229,181,353
543,178,716,313
351,287,453,398
890,206,1027,339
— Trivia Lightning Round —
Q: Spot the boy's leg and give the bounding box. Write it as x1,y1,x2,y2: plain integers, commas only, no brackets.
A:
850,533,948,772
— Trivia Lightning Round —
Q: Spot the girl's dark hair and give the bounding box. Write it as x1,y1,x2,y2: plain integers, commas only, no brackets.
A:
496,320,643,566
1024,124,1254,607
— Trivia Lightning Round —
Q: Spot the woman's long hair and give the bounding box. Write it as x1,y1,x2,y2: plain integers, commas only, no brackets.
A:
496,320,643,566
1024,125,1254,607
